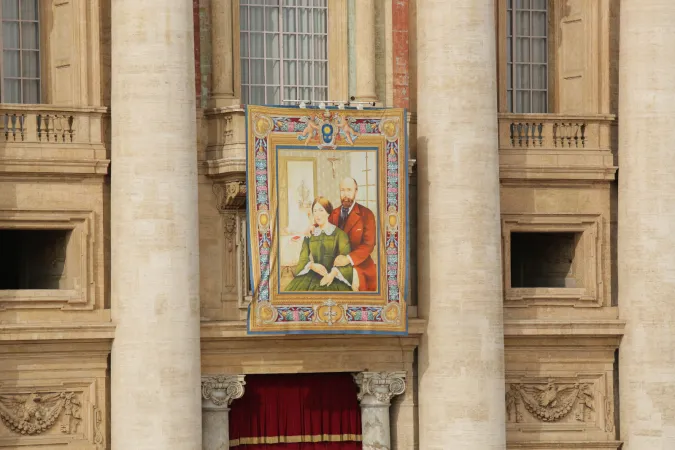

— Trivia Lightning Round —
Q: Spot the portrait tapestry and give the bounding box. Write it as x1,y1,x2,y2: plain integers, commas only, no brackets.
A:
246,105,408,335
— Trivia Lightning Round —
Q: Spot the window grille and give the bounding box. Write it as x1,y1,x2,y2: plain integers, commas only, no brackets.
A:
240,0,328,105
0,0,40,104
506,0,548,113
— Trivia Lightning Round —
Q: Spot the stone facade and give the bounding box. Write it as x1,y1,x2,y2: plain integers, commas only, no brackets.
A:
2,0,673,449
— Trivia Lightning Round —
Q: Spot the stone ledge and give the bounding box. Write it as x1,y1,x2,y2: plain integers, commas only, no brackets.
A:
500,165,617,181
202,156,246,176
504,319,625,337
200,318,426,340
508,441,621,449
0,322,115,342
0,158,110,176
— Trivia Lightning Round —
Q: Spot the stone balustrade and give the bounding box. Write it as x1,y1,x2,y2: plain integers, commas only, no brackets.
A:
0,104,108,176
499,113,614,151
0,105,107,145
498,113,617,181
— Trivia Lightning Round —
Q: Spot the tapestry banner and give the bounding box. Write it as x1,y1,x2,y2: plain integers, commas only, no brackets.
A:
246,105,408,335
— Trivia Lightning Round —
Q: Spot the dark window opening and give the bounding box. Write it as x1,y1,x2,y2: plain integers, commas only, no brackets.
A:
511,231,580,288
0,229,70,289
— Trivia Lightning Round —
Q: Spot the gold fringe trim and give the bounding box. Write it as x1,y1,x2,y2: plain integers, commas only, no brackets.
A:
230,433,363,446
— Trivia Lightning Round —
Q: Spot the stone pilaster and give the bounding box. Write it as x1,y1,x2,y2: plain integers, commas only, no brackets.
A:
618,1,675,449
353,0,377,102
354,371,406,450
201,375,246,450
110,0,202,448
210,0,235,106
416,0,506,449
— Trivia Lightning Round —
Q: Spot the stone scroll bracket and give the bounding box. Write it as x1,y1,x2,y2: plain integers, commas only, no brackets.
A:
212,179,247,213
201,375,246,450
354,371,407,450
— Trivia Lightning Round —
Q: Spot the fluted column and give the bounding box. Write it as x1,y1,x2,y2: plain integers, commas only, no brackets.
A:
618,2,675,449
416,0,505,449
201,375,246,450
354,372,406,450
210,0,235,106
110,1,201,449
353,0,377,102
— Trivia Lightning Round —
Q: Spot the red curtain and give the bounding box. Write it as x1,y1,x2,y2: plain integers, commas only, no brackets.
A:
229,373,362,450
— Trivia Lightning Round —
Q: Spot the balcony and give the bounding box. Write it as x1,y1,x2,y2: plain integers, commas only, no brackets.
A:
0,104,109,177
498,113,616,181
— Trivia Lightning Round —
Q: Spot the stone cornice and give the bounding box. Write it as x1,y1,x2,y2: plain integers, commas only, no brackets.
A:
200,318,426,340
499,166,618,182
507,442,621,449
0,323,115,342
203,157,246,176
0,158,110,177
504,319,625,338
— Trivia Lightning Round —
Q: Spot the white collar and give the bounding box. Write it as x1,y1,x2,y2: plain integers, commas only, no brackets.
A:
313,222,336,236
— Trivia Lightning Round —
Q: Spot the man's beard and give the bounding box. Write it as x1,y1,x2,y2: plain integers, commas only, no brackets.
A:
341,196,355,208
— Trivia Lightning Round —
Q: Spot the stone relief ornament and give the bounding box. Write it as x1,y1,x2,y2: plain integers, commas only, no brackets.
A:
354,371,407,405
201,375,246,409
506,379,595,423
93,404,104,445
213,180,247,212
0,391,81,435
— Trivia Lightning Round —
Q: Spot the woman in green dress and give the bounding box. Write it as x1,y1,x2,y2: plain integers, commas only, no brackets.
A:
284,196,354,292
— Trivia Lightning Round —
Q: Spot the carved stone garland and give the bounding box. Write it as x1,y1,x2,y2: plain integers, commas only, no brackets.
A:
506,379,595,423
0,391,81,435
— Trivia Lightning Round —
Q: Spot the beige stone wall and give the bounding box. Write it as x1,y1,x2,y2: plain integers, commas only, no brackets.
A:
0,0,628,449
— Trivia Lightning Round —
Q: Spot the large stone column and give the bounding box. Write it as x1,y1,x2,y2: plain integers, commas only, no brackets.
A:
354,372,406,450
618,2,675,449
110,1,202,449
210,0,235,106
416,0,506,449
201,375,246,450
353,0,377,102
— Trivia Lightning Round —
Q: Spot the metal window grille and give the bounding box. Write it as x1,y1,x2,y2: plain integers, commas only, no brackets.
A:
0,0,40,104
354,152,377,214
506,0,547,113
240,0,328,105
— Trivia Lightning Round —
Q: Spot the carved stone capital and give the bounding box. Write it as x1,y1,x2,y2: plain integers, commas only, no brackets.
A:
212,179,246,212
201,375,246,411
408,158,416,175
354,371,406,406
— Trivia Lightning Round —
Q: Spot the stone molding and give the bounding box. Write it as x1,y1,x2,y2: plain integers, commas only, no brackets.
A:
0,209,97,311
201,375,246,411
354,371,406,405
501,213,605,308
